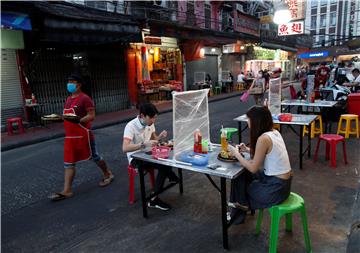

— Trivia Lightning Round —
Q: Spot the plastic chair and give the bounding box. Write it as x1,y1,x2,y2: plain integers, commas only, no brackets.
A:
236,82,244,91
214,86,221,95
128,164,155,204
273,124,281,131
303,115,323,139
256,192,312,253
7,117,25,135
220,127,238,143
337,114,359,138
313,134,347,168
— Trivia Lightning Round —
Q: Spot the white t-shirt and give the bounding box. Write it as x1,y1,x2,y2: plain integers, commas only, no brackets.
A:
262,130,291,176
123,117,156,163
237,74,245,82
353,75,360,84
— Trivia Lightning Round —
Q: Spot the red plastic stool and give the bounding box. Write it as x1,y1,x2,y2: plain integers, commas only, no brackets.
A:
128,164,155,204
313,134,348,168
7,117,25,135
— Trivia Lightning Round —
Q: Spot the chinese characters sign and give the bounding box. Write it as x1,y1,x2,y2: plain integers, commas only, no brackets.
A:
278,21,304,36
234,12,260,37
285,0,306,21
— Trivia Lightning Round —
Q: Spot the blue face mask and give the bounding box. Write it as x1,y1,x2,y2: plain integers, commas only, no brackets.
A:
139,118,146,127
67,83,77,93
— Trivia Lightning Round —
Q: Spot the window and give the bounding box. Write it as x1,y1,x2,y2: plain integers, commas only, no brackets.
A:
85,1,107,10
330,0,337,4
330,12,336,26
311,0,318,7
319,35,325,46
329,34,335,45
311,15,317,29
320,14,326,27
320,0,327,6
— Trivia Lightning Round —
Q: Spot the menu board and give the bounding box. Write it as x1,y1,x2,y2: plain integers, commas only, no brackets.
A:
268,77,281,115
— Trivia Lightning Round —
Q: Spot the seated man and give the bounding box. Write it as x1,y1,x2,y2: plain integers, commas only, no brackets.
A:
122,102,178,211
344,68,360,93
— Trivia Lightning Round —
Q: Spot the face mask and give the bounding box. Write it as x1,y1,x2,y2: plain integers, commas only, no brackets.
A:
139,117,146,127
67,83,77,93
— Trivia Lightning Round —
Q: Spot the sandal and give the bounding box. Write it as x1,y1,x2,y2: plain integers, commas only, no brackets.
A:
98,174,114,187
49,192,73,202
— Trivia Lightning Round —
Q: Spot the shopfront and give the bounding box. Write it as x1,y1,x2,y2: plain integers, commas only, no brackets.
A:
245,46,291,79
127,36,184,105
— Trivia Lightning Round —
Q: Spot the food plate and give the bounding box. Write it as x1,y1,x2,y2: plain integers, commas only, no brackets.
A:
63,113,80,120
41,114,62,121
217,153,238,162
159,140,174,149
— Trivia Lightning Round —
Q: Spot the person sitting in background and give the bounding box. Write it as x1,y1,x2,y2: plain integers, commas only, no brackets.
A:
205,73,212,84
343,68,360,93
316,62,330,87
227,106,293,224
334,62,348,85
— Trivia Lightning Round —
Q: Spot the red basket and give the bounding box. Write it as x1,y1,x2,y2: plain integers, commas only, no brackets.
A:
151,146,171,159
278,113,293,122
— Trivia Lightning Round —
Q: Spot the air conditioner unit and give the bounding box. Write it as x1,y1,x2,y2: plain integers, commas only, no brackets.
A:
236,3,244,12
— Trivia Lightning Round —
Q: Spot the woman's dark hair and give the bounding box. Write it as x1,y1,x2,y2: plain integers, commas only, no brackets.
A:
246,106,273,157
139,103,158,117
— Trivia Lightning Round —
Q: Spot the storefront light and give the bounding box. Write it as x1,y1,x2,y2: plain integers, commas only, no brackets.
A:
200,48,205,55
273,9,291,25
240,46,245,50
211,48,216,52
149,48,154,54
224,49,229,53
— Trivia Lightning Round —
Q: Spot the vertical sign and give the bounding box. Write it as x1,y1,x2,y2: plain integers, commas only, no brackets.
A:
285,0,306,21
268,78,282,115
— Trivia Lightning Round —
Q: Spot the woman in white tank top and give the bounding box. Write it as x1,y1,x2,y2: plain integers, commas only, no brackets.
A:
227,106,293,225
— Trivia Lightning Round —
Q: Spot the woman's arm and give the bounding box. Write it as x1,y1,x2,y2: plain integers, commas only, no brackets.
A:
230,135,271,174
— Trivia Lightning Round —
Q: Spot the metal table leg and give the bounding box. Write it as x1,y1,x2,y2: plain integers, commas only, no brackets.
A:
178,168,183,194
299,126,303,170
220,177,228,249
308,127,311,158
138,167,148,218
238,121,242,143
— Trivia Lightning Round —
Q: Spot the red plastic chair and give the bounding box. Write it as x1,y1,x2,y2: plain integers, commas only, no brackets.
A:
313,134,348,168
128,164,155,204
7,117,25,135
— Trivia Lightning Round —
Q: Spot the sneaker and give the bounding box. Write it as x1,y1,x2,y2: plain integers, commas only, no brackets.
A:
227,208,246,225
227,201,249,211
148,197,171,211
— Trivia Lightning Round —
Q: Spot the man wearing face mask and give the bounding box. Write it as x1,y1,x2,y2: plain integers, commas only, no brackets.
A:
50,73,114,201
123,102,179,210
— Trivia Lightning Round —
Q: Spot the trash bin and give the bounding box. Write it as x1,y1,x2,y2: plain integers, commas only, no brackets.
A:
348,93,360,117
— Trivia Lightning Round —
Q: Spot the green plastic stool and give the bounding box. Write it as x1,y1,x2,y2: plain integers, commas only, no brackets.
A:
256,192,312,253
220,127,238,143
214,86,221,95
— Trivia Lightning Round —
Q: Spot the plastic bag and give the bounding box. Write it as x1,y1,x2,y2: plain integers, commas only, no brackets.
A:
240,91,249,102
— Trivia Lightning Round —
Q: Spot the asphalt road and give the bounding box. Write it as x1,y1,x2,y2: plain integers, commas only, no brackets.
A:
2,93,358,253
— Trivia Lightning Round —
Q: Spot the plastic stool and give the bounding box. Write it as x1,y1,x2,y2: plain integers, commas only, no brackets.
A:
7,117,25,135
337,114,359,138
313,134,347,168
220,127,238,143
214,86,221,95
128,164,155,204
303,115,323,139
256,192,312,253
236,82,244,91
273,124,280,131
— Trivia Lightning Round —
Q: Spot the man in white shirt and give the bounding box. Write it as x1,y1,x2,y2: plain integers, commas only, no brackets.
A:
123,103,178,211
344,68,360,93
237,72,245,83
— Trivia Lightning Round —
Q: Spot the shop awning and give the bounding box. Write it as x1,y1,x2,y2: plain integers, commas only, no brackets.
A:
260,42,297,52
1,11,32,30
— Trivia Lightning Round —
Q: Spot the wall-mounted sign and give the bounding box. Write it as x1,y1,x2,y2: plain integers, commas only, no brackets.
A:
144,36,161,45
278,21,304,36
234,12,260,37
285,0,306,21
298,51,329,59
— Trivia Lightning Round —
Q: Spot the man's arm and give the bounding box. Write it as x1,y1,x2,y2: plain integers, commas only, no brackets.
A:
151,130,167,141
80,109,95,124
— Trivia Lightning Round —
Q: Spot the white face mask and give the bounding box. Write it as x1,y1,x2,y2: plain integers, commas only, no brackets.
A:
139,117,146,127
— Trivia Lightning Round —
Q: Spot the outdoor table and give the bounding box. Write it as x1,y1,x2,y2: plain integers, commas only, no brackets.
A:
131,145,246,250
233,114,318,170
281,99,338,133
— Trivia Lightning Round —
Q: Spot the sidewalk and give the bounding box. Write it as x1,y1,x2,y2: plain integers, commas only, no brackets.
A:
1,91,243,151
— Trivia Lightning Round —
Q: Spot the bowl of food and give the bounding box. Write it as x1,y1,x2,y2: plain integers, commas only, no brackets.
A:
151,146,171,159
218,150,238,162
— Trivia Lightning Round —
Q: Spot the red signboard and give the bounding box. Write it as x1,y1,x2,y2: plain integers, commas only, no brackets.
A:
234,12,260,37
278,21,304,36
144,36,162,45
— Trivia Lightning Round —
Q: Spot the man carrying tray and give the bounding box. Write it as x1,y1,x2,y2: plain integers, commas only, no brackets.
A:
50,73,114,201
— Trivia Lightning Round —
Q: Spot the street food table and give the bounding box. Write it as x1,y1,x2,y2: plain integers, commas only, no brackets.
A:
281,99,338,132
131,145,247,249
234,114,318,169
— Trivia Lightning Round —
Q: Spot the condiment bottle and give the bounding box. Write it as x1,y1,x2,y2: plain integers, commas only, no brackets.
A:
194,129,202,153
221,128,228,151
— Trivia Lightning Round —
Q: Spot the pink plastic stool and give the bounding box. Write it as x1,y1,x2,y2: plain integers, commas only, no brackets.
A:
128,165,155,204
7,117,25,135
313,134,348,168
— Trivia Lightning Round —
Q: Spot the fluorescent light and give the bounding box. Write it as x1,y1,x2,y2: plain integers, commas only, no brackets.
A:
224,49,229,53
211,48,216,52
200,48,205,55
240,46,245,50
273,9,291,25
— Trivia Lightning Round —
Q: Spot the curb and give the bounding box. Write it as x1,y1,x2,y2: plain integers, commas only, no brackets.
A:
346,179,360,253
1,92,242,152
